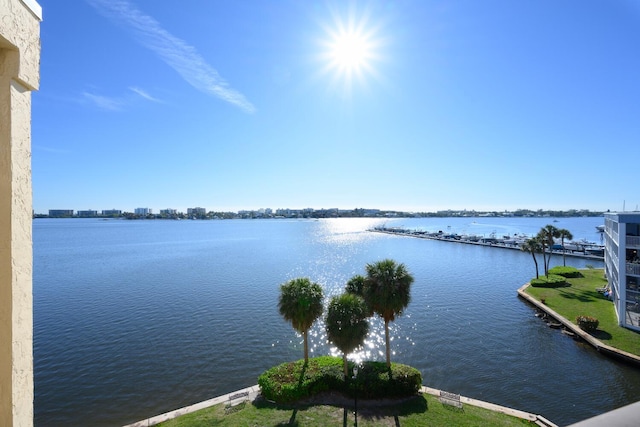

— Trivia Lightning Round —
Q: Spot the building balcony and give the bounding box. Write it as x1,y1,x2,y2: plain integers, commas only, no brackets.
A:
626,263,640,276
627,236,640,248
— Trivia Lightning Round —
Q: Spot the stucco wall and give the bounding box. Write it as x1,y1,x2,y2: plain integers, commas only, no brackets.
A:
0,0,41,90
0,1,41,426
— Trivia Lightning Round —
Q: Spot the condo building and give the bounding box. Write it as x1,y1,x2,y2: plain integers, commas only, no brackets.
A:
48,209,73,217
604,212,640,331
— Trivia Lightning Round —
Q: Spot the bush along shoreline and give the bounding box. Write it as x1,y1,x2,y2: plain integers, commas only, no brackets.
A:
258,356,422,404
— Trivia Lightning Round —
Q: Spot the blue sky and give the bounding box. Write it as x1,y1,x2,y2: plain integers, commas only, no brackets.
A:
33,0,640,214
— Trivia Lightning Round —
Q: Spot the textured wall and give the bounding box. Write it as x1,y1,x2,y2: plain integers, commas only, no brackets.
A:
0,1,41,426
0,0,41,90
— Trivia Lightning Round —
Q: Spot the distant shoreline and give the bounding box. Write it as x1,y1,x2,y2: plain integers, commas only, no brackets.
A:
34,209,605,221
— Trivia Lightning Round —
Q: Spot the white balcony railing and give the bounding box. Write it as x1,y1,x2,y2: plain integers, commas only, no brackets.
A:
626,236,640,247
626,263,640,276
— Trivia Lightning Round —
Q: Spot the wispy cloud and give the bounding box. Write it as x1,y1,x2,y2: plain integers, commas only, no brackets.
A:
129,86,162,103
86,0,256,113
81,87,162,111
83,92,124,111
32,144,73,154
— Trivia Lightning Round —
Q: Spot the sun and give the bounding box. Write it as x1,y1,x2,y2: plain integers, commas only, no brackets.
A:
318,11,382,95
329,30,372,74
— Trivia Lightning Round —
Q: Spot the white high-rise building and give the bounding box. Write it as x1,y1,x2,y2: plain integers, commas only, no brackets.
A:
604,212,640,331
135,207,152,215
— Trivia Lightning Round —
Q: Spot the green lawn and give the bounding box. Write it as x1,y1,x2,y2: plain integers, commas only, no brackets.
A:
525,268,640,356
156,393,533,427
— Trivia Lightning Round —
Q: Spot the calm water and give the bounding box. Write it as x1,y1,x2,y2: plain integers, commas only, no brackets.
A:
33,217,640,426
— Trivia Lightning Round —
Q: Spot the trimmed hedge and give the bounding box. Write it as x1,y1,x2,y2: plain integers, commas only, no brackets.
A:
548,266,583,278
577,315,599,332
258,356,422,403
531,274,567,288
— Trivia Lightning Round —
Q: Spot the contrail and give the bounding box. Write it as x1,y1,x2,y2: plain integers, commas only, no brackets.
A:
87,0,256,113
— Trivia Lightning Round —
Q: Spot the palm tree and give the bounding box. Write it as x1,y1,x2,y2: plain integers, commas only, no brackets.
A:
345,274,366,296
537,225,560,277
362,259,414,369
326,293,369,377
521,237,543,279
278,277,324,364
557,228,574,267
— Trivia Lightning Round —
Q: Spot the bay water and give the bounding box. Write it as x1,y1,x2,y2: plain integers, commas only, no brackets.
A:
33,217,640,426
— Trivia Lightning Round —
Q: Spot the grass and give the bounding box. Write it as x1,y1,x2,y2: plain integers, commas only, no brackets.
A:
525,268,640,356
155,393,533,427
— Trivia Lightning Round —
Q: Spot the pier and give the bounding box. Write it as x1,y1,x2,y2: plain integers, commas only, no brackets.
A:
370,227,604,261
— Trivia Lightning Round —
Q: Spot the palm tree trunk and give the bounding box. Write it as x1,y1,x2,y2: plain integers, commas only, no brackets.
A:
541,245,548,277
343,354,349,378
531,252,539,279
561,237,566,266
303,330,309,364
384,319,391,369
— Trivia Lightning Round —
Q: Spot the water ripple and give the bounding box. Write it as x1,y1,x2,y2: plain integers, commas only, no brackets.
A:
33,217,636,427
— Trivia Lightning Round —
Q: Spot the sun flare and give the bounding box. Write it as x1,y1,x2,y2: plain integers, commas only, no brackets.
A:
329,31,372,73
319,11,382,95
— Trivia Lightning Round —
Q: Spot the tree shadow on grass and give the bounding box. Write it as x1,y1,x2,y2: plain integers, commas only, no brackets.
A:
557,287,600,303
356,394,428,424
252,394,428,427
592,329,613,341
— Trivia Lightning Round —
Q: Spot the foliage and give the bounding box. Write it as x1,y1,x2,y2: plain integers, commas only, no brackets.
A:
363,259,415,368
537,225,560,276
520,237,543,279
530,274,566,287
258,356,422,404
278,278,324,363
353,361,422,399
258,356,342,403
576,315,599,332
548,266,583,278
326,293,369,376
557,228,574,267
345,274,366,296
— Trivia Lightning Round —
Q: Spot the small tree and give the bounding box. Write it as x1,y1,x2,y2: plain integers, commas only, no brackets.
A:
362,259,414,369
278,278,324,364
521,237,543,279
537,225,560,277
326,293,369,377
557,228,574,267
345,274,373,316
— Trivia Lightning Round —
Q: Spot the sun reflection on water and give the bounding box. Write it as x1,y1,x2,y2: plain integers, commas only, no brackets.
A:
276,218,417,365
280,312,418,365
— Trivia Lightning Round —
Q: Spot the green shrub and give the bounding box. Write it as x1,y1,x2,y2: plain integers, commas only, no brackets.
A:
548,266,583,278
531,274,567,287
258,356,343,403
258,356,422,403
351,361,422,399
577,315,599,332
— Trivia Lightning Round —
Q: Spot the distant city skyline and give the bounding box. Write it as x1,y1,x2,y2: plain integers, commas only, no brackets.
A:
40,205,609,217
33,1,640,214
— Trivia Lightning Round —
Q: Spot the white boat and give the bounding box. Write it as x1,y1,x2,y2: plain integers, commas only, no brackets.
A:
584,245,605,256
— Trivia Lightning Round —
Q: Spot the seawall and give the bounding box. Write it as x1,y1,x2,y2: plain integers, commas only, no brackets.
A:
517,284,640,366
